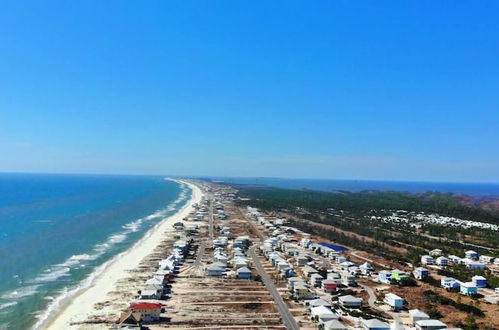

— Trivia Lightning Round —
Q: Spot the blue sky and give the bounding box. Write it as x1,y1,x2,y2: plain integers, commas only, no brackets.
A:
1,1,498,182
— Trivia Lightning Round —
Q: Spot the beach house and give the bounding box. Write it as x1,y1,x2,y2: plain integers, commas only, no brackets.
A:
341,271,356,286
441,277,460,289
378,270,392,284
310,273,324,287
391,269,409,282
359,262,374,275
460,282,478,295
415,319,447,330
361,319,390,330
479,255,494,264
310,305,337,322
413,267,429,280
205,264,225,276
421,255,434,265
236,266,252,279
384,293,404,311
435,256,449,267
321,279,337,292
465,250,478,259
429,249,443,257
129,302,162,322
323,320,347,330
338,295,362,308
409,309,430,325
466,261,485,270
472,275,487,288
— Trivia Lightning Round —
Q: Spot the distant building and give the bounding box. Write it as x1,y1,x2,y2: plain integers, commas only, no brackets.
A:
441,277,460,289
435,256,449,267
479,255,494,264
384,293,404,311
378,270,392,284
460,282,478,295
465,250,478,260
413,267,429,280
236,266,252,279
421,255,434,265
415,319,447,330
409,309,430,325
472,275,487,288
361,318,390,330
322,279,337,292
338,295,362,308
391,269,409,281
129,302,162,322
429,249,443,257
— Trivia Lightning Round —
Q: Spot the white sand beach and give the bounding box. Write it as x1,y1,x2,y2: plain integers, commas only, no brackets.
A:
43,179,203,330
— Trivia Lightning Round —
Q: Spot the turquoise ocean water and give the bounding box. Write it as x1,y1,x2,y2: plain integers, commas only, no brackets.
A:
0,173,190,330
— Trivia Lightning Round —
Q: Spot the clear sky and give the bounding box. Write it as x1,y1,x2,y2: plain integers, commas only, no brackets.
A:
1,1,498,182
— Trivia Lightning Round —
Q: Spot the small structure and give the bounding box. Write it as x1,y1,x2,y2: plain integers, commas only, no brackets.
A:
140,289,160,300
378,270,392,284
322,279,337,292
310,305,336,321
361,318,390,330
435,256,449,267
323,319,348,330
466,261,485,270
205,264,225,276
421,255,434,265
308,298,331,308
341,271,356,286
460,282,478,296
441,277,460,289
359,262,374,275
415,319,447,330
310,273,324,287
413,267,429,280
236,267,252,279
429,249,443,257
479,255,494,264
338,295,362,308
472,275,487,288
391,269,409,282
129,302,162,322
384,293,404,311
465,250,478,260
409,309,430,325
117,311,142,327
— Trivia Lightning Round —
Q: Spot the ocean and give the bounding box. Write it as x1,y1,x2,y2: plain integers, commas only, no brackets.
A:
211,177,499,197
0,173,190,330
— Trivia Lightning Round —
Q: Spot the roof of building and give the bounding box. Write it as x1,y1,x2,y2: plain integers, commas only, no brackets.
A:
206,264,224,271
323,319,347,329
361,318,390,328
310,305,335,317
237,266,251,273
130,302,162,310
409,309,429,318
385,293,403,300
338,295,362,303
415,319,447,326
309,298,331,307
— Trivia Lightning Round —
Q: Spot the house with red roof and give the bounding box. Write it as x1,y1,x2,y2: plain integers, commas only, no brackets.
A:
129,302,162,322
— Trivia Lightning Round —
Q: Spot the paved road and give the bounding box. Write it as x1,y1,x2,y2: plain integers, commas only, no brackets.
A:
249,247,299,330
208,195,214,239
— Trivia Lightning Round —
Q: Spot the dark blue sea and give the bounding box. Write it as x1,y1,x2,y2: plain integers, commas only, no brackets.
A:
0,173,190,330
210,177,499,197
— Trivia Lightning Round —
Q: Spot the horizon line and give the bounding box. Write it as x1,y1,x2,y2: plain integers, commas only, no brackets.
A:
1,170,499,185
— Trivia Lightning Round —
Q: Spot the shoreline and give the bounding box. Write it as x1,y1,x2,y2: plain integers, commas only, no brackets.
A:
42,179,203,330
